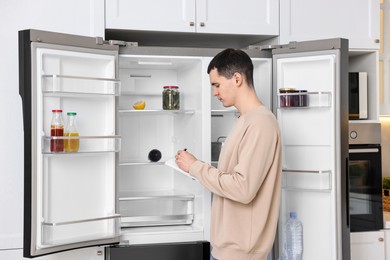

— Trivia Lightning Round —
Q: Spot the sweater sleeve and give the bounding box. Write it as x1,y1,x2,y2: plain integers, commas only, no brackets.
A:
189,113,281,204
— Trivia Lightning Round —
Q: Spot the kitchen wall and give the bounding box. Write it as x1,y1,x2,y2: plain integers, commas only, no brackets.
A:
381,117,390,178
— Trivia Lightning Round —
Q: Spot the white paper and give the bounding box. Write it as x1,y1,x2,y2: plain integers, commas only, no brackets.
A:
165,158,198,181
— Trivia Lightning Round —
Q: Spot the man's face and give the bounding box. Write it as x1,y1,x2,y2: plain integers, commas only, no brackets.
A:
209,68,236,108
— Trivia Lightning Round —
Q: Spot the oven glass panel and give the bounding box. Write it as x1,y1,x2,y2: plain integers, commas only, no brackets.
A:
349,146,383,232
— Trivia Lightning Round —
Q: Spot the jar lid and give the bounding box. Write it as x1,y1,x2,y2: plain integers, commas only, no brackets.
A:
163,86,179,89
279,88,296,92
52,109,63,112
67,112,77,116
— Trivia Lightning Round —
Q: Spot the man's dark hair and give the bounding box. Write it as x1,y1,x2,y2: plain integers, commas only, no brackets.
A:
207,48,254,88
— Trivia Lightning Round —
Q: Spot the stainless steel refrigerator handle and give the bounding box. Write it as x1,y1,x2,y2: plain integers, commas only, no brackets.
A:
349,148,379,153
42,214,121,226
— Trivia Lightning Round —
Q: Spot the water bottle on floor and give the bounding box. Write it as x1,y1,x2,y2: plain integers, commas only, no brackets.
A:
285,211,303,260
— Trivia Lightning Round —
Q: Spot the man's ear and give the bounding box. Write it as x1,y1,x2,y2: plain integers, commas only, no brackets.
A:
233,72,243,86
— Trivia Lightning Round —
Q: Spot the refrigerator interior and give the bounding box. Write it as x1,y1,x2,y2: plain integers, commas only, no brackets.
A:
117,54,211,244
275,52,339,260
33,44,121,253
210,58,272,165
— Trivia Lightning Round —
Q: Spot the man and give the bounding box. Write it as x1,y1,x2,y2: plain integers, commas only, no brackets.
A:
175,48,282,260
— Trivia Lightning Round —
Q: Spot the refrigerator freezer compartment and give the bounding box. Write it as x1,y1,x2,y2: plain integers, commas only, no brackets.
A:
41,135,121,154
42,74,120,95
119,191,194,227
41,214,120,245
282,169,332,191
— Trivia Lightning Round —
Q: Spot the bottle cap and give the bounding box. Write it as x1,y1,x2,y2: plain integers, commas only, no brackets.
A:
52,109,63,112
67,112,77,116
289,212,297,219
163,86,179,89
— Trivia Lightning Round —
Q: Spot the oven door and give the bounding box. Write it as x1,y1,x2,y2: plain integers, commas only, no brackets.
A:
349,144,383,232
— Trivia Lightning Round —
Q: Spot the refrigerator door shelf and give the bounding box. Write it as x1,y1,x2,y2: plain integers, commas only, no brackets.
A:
41,214,121,245
276,91,332,108
282,169,332,191
42,74,121,96
41,135,121,154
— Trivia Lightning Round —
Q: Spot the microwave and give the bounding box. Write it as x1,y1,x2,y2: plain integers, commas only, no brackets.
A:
349,72,368,120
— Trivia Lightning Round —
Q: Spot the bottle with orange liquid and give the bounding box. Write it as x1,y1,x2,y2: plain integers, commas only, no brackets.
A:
50,109,64,152
64,112,79,152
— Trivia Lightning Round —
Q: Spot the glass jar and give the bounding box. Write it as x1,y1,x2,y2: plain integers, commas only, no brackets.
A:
162,86,180,110
279,88,298,107
64,112,79,152
50,109,64,152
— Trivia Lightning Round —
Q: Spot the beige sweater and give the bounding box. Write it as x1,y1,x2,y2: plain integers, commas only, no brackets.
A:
189,106,282,260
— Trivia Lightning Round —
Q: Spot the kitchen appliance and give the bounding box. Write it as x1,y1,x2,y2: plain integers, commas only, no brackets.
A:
349,122,383,232
349,72,368,120
19,30,350,260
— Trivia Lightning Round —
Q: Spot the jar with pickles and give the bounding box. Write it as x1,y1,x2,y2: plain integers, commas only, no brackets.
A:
162,86,180,110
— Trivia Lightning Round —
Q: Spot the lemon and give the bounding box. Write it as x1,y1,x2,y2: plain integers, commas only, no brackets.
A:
133,100,146,110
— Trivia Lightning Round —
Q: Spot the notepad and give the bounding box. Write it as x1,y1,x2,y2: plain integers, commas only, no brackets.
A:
165,158,198,181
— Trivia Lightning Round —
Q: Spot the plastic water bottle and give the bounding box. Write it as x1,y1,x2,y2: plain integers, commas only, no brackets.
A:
285,211,303,260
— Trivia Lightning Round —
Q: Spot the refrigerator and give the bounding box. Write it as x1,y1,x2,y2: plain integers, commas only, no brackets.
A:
19,29,349,260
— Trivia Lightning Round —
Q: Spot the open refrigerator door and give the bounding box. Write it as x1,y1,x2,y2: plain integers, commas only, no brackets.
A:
19,30,121,257
272,39,350,260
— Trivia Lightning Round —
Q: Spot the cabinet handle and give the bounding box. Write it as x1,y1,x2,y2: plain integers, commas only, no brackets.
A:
379,237,384,242
189,21,195,26
199,22,205,27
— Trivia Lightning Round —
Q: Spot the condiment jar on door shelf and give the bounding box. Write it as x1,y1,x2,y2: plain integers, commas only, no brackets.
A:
50,109,64,152
64,112,79,152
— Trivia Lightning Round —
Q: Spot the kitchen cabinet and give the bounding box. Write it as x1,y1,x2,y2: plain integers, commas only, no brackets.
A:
105,0,279,35
350,231,385,260
279,0,380,49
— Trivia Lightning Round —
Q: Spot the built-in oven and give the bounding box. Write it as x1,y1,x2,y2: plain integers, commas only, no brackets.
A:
349,122,383,232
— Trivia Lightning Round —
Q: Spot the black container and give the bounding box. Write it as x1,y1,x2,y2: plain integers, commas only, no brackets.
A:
148,149,162,162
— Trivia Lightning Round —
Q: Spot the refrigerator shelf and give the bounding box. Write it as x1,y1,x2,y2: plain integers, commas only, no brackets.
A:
42,74,121,96
41,135,121,154
282,169,332,191
119,161,165,166
277,91,332,108
118,109,196,115
42,213,121,226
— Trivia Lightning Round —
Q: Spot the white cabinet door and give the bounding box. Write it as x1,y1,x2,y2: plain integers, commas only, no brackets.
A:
279,0,380,49
350,231,385,260
105,0,196,32
105,0,278,35
196,0,279,35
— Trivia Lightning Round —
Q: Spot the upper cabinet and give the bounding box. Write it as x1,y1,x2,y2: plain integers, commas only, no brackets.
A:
279,0,380,49
105,0,279,36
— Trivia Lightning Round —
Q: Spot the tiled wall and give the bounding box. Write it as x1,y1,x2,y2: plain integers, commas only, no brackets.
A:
381,118,390,178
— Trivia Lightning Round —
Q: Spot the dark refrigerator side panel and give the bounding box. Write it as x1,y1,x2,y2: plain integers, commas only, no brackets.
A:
339,39,351,260
105,241,210,260
18,29,33,258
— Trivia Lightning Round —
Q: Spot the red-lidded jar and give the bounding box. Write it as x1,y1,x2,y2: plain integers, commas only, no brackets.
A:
50,109,64,152
162,86,180,110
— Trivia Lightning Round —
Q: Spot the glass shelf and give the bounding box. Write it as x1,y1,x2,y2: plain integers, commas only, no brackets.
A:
277,91,332,109
282,169,332,192
119,161,165,166
118,109,195,115
42,135,121,154
42,74,121,96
